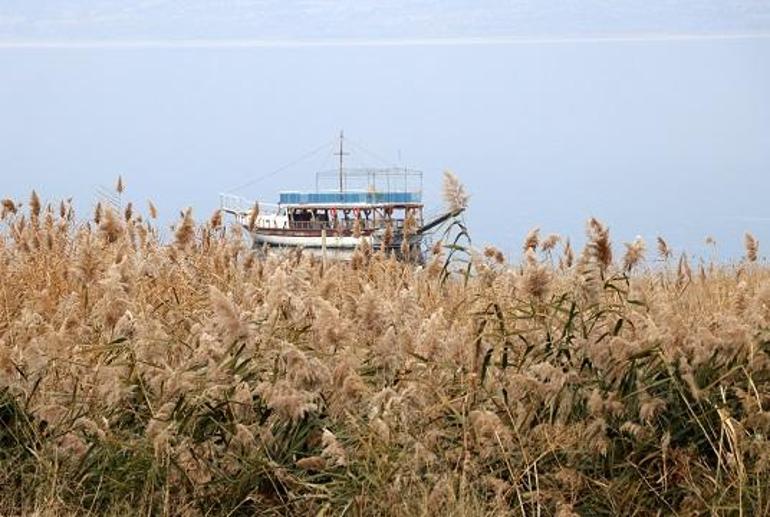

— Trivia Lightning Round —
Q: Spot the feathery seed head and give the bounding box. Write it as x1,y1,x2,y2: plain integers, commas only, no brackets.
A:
99,206,124,243
209,209,223,229
586,218,612,273
1,199,16,219
745,233,759,262
523,227,540,254
147,200,158,219
562,238,574,269
175,208,195,249
623,236,646,272
442,170,469,213
247,201,259,232
656,236,672,260
483,245,505,264
541,233,561,253
29,190,41,219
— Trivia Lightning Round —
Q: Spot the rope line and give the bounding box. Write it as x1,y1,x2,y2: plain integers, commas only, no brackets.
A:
224,135,415,195
344,137,401,169
224,138,335,193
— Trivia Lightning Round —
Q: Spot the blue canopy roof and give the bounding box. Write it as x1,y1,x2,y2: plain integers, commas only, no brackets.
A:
279,191,421,205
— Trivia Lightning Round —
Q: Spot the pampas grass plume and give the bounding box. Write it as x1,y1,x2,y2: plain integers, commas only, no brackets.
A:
99,206,123,243
587,218,612,272
523,227,540,254
442,170,469,213
623,236,646,272
1,198,16,219
209,209,223,230
483,246,505,264
247,201,259,232
745,233,759,262
29,190,41,219
657,237,672,260
541,233,561,253
175,208,195,248
562,239,574,268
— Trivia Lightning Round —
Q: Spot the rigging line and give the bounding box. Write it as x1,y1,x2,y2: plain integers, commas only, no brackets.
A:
345,139,395,168
317,142,335,174
313,146,336,191
344,138,401,169
224,139,336,193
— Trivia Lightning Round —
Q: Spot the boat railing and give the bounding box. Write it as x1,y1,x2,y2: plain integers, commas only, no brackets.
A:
257,203,280,215
315,167,423,195
286,218,410,232
220,193,279,216
220,193,252,215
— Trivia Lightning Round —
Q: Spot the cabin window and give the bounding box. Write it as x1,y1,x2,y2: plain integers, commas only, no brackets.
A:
315,209,329,222
292,209,312,222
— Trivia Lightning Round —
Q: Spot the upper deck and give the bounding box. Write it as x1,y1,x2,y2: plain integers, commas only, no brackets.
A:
279,190,421,206
278,167,422,208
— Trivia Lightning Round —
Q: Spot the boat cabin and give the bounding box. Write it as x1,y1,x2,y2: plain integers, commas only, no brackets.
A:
276,183,423,235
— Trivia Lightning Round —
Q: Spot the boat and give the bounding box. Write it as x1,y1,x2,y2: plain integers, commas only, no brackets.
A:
220,132,462,261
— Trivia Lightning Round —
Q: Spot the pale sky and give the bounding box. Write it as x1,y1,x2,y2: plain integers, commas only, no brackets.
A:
1,1,769,259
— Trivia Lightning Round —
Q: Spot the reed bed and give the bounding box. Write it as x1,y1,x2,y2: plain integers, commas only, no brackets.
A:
1,183,769,516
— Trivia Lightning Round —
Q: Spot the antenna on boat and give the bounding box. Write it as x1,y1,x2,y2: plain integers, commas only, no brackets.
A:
335,130,349,192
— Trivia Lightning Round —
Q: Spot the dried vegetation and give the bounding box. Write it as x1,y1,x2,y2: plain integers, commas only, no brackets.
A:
1,185,769,516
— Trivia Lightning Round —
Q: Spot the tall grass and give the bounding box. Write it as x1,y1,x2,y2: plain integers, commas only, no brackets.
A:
0,187,769,515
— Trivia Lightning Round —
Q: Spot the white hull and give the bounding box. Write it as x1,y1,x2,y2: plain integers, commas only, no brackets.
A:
252,232,368,249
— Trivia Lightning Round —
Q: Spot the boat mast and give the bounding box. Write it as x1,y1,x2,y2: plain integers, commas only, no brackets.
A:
335,130,348,193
